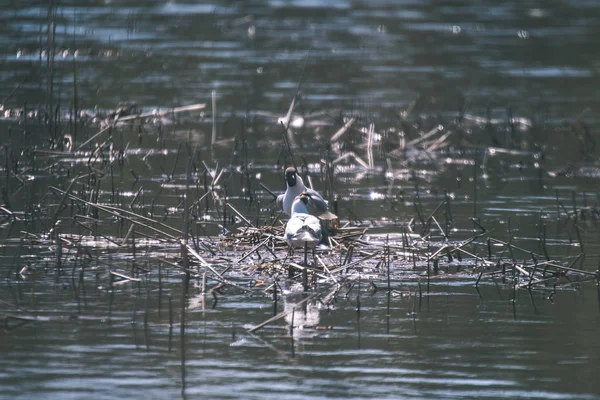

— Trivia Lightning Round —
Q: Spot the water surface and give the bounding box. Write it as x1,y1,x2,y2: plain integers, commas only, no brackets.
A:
1,1,600,399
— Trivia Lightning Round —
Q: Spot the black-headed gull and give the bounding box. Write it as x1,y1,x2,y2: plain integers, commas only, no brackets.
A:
284,193,323,250
276,167,337,220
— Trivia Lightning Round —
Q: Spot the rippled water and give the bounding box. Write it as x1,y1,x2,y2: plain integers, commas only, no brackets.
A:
3,278,600,399
2,1,600,399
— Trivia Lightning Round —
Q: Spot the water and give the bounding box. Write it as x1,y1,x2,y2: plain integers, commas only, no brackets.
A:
2,280,600,399
2,1,600,399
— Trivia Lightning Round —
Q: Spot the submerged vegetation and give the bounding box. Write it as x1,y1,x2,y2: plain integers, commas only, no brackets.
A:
2,84,599,336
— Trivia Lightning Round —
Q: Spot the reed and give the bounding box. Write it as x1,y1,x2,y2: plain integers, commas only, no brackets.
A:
4,52,600,355
212,90,217,149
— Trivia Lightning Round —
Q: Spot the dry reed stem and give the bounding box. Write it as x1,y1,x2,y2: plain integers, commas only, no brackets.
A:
75,125,112,151
330,116,357,142
50,187,182,240
118,103,206,122
226,202,254,227
405,125,443,147
186,244,251,293
248,292,319,333
109,270,140,282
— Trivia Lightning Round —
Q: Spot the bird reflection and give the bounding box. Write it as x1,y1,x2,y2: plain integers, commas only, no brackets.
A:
284,292,321,342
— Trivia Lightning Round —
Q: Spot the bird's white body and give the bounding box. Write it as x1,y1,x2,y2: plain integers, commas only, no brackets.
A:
277,167,337,220
285,195,322,249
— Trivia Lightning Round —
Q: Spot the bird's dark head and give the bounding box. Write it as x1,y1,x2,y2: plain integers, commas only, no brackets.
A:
285,167,297,187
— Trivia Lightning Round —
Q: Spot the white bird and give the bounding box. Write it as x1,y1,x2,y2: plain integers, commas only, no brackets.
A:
276,167,337,220
285,193,323,250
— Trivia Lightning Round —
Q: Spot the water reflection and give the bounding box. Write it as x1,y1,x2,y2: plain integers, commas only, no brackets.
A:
283,292,322,346
2,273,600,399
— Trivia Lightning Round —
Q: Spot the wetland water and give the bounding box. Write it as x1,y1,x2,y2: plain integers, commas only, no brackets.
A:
2,1,600,399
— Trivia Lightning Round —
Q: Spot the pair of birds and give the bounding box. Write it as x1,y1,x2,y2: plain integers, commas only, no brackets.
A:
277,167,337,251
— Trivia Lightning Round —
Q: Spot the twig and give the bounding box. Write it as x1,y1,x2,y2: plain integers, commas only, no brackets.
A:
109,270,141,282
248,292,319,333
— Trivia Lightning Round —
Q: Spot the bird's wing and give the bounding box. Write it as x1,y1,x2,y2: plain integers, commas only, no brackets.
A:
287,214,320,232
304,188,326,205
276,194,284,211
286,215,322,244
313,208,338,220
285,215,306,237
304,215,323,236
304,190,338,220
